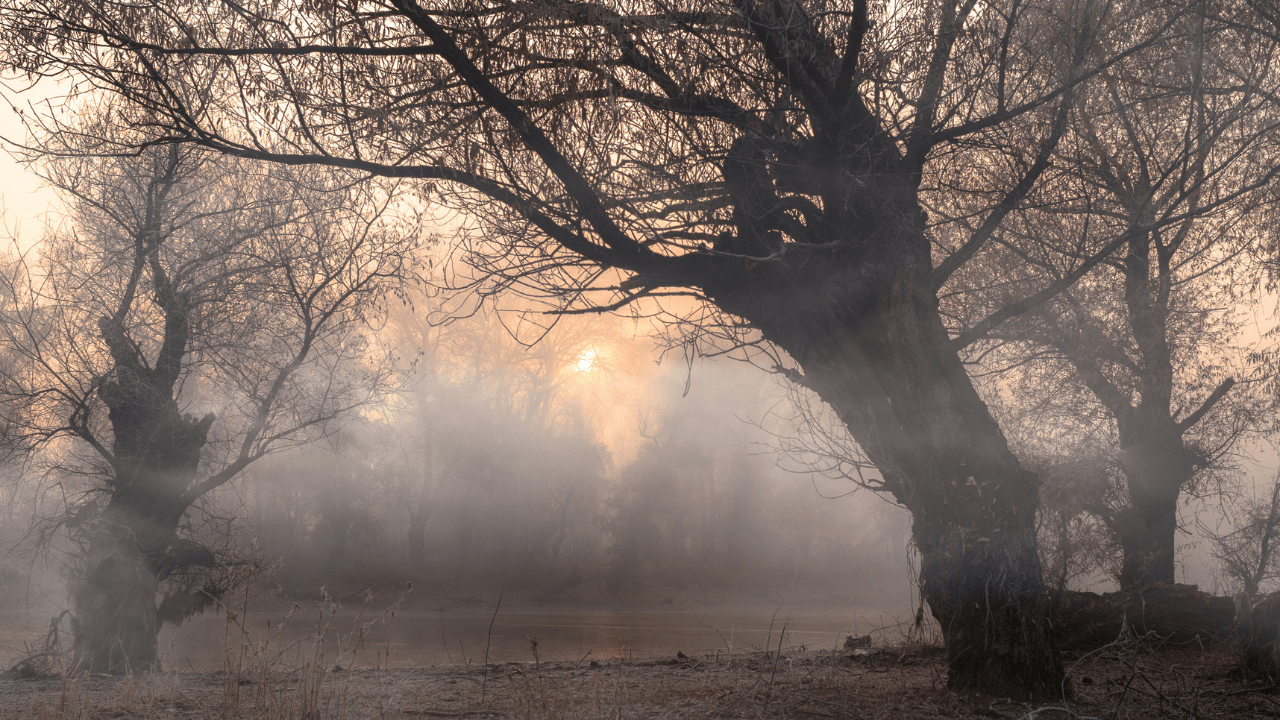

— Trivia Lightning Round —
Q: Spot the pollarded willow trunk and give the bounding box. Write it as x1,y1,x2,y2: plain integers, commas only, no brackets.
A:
70,528,161,673
70,422,212,673
808,313,1061,698
69,316,215,673
1113,427,1196,588
70,492,185,672
715,237,1063,699
1114,496,1180,588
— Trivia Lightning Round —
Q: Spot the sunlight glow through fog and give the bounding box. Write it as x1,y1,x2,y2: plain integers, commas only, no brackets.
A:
575,347,599,373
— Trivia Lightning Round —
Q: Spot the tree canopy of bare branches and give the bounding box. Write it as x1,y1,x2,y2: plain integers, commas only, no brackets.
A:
5,0,1280,698
0,109,421,672
946,3,1280,589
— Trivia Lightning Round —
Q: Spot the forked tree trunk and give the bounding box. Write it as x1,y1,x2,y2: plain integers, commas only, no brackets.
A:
71,316,214,673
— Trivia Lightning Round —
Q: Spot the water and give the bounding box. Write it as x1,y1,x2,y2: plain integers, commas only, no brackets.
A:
159,606,898,671
2,606,906,671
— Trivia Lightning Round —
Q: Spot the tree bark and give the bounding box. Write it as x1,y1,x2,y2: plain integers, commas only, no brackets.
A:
1113,491,1180,588
70,535,161,673
1112,418,1197,588
69,466,209,671
810,327,1059,698
70,315,214,673
709,220,1062,698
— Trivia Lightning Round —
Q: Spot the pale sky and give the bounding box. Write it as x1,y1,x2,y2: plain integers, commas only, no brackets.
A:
0,78,63,252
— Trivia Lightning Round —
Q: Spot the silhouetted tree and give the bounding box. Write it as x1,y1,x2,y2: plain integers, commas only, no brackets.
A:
1205,476,1280,602
0,113,419,672
952,7,1278,589
10,0,1280,696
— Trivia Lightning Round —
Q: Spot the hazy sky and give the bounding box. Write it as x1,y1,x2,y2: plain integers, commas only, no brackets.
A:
1,75,1271,598
0,78,61,250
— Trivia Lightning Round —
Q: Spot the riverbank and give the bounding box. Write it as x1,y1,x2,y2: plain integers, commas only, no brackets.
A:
2,639,1273,719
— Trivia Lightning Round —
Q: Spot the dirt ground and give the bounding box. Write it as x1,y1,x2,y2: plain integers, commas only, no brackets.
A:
3,637,1280,719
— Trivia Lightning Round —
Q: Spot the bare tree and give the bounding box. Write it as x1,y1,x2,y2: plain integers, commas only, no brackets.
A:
1206,476,1280,603
952,7,1279,589
9,0,1280,696
1021,448,1120,598
0,112,419,672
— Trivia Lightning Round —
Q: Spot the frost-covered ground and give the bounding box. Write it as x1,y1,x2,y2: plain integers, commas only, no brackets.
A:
1,642,1272,719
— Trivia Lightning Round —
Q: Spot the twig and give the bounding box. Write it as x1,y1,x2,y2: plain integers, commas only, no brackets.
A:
766,622,788,702
700,620,734,658
1112,666,1140,718
481,589,504,704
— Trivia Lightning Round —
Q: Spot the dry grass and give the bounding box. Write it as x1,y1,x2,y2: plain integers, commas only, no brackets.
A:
4,594,1280,719
4,635,1280,718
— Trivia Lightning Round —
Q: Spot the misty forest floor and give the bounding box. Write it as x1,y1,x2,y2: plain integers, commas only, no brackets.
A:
3,641,1279,719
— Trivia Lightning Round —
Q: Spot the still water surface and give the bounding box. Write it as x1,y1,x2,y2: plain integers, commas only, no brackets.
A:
2,607,902,671
160,607,895,670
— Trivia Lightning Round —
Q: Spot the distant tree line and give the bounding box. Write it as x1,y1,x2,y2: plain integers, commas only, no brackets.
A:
6,0,1280,698
232,312,908,604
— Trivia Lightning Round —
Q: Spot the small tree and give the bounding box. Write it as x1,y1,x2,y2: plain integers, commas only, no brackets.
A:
0,112,420,672
1205,476,1280,603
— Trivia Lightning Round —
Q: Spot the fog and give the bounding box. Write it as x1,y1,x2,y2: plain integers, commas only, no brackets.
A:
10,1,1280,709
0,201,1275,673
2,253,1275,668
0,294,919,668
221,306,914,608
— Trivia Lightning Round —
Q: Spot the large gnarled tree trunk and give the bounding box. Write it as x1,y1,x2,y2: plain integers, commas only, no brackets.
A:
71,314,214,673
10,0,1127,698
709,183,1062,697
810,319,1060,697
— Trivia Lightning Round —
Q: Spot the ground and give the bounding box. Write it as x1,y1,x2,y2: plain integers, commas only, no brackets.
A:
3,637,1279,719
